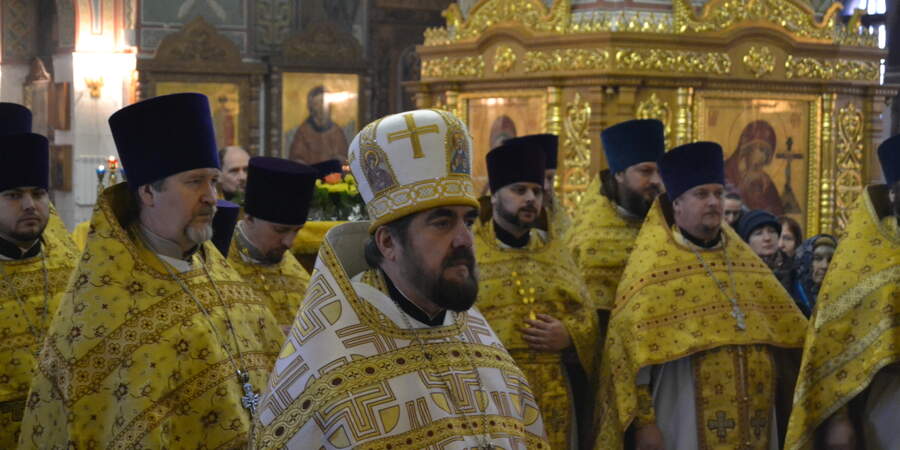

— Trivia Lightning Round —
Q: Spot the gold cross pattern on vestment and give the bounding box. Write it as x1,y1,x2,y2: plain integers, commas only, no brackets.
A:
387,113,439,159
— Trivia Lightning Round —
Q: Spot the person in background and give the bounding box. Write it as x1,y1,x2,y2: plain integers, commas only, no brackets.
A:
738,209,795,291
723,191,744,227
790,234,837,317
778,215,803,258
218,145,250,204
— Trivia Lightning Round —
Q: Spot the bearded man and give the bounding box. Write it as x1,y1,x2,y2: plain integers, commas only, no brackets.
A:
18,93,283,449
253,109,548,448
473,140,597,449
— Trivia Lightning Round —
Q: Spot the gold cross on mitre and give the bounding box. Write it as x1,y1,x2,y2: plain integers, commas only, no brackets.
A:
387,113,439,159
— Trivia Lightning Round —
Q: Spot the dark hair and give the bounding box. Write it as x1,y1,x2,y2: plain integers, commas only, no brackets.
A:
132,178,168,218
307,86,325,109
778,216,803,243
363,214,415,268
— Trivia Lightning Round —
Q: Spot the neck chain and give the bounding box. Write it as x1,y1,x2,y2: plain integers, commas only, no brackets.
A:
686,233,747,331
0,247,51,358
159,250,260,416
393,305,495,449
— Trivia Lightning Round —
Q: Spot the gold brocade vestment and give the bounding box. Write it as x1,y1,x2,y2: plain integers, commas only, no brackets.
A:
253,221,549,449
595,196,806,449
0,210,77,447
474,217,598,450
785,185,900,450
227,237,310,328
17,183,284,449
566,176,641,313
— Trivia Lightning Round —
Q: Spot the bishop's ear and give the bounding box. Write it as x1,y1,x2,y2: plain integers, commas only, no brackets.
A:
374,226,398,262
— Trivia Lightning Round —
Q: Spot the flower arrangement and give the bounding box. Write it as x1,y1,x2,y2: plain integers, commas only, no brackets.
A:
308,169,367,221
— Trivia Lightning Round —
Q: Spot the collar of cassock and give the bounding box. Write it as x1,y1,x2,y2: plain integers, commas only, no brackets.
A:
137,223,199,261
493,220,530,248
0,234,41,260
235,221,272,265
382,270,446,327
677,226,722,249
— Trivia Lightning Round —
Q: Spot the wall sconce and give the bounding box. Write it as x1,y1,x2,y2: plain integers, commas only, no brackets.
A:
85,77,104,98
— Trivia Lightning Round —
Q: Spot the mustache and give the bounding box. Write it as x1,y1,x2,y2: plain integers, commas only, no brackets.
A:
442,247,476,270
518,206,538,214
195,206,217,217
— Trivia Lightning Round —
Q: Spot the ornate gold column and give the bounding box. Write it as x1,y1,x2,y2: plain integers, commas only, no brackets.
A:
676,87,694,146
818,93,836,236
834,101,864,236
561,92,592,209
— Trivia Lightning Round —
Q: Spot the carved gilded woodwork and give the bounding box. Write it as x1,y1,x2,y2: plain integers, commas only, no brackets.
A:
818,93,836,236
561,93,591,209
834,103,864,236
742,46,775,78
672,0,840,41
493,45,517,74
636,93,672,148
785,56,880,82
422,56,485,79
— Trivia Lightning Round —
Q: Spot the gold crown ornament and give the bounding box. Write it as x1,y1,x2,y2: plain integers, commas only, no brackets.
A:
349,109,479,232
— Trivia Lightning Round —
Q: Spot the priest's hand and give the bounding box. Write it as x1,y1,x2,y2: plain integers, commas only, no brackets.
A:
823,414,857,450
522,314,571,352
634,423,665,450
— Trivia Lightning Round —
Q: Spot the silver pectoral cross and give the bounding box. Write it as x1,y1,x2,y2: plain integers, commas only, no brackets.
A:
730,302,747,330
237,370,259,415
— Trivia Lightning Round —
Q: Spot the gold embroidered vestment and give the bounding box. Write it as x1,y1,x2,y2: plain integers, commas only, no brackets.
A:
17,184,284,449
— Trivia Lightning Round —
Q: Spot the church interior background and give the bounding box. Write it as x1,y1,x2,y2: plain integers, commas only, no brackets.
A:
0,0,895,238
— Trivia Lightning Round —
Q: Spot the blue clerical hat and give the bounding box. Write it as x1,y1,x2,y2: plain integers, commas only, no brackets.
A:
109,93,220,190
311,159,343,178
659,141,724,201
0,133,49,192
0,103,32,135
505,134,559,169
486,140,545,193
211,199,240,257
601,119,666,173
877,134,900,185
244,157,317,225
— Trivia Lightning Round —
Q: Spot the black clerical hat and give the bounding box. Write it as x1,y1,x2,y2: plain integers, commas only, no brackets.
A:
311,159,343,178
211,199,240,257
0,103,32,135
601,119,666,173
877,134,900,185
244,157,317,225
0,133,49,192
109,93,220,190
486,140,545,193
659,141,724,201
504,134,559,169
736,210,781,243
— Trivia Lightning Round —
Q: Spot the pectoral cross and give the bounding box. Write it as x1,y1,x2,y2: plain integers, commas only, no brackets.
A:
387,113,439,159
707,410,736,443
776,136,803,214
237,370,259,415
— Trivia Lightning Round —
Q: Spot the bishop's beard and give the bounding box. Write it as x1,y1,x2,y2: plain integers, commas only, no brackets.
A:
401,245,478,312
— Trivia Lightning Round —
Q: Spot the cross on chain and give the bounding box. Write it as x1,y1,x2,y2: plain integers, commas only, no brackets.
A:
387,113,439,159
707,410,736,443
237,370,259,416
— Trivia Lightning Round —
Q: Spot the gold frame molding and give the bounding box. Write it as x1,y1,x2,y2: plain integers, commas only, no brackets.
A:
694,90,823,235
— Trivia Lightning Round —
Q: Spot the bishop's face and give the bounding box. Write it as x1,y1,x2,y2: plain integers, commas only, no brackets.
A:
139,168,219,250
673,183,725,241
0,186,50,246
395,206,479,312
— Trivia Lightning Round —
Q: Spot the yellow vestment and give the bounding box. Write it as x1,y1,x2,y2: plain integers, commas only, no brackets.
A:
253,221,549,449
785,185,900,450
566,175,641,312
227,235,310,327
596,196,807,449
0,209,78,447
474,216,598,449
17,183,284,449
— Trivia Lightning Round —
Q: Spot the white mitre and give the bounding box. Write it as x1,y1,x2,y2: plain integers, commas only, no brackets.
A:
348,108,480,232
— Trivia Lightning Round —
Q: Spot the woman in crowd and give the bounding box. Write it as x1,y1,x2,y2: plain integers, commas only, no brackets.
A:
778,215,803,258
738,210,795,291
790,234,838,317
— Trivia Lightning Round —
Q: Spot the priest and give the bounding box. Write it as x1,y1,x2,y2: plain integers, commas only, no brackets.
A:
228,157,316,330
595,142,807,449
0,106,79,447
567,119,665,324
473,140,597,449
504,133,570,235
211,199,240,257
785,135,899,450
252,109,548,448
18,93,284,449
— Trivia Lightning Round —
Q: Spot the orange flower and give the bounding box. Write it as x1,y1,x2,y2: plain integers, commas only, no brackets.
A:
324,173,342,184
